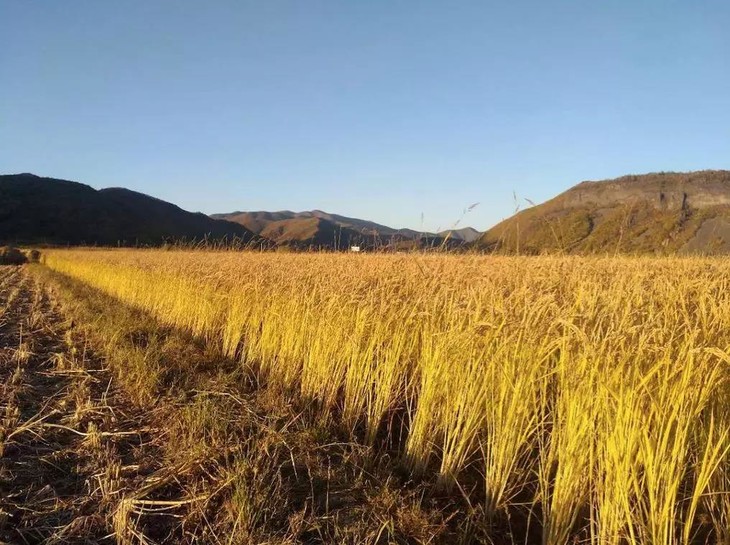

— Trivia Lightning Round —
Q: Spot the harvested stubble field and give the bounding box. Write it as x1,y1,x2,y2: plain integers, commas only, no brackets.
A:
3,250,730,544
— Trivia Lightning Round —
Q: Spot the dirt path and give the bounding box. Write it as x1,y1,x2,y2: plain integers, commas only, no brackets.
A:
0,266,161,544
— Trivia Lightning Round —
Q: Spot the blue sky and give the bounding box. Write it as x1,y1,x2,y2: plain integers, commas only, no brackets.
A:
2,1,729,231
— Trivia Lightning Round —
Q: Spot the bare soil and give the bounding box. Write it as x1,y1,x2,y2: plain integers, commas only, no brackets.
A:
0,266,164,543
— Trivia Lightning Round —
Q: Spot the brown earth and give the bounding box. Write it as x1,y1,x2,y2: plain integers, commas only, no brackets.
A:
0,266,164,542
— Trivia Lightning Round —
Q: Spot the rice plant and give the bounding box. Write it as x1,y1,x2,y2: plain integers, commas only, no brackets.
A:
42,250,730,543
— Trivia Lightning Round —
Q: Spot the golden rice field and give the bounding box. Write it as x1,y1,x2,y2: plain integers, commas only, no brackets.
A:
43,249,730,545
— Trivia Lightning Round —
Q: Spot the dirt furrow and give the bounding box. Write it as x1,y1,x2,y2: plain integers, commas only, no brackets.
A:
0,267,162,544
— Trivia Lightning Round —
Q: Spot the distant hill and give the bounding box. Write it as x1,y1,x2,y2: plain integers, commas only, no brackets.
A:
214,210,409,248
259,217,364,249
213,210,480,249
0,173,257,246
438,227,481,243
213,210,403,237
479,170,730,254
306,210,402,237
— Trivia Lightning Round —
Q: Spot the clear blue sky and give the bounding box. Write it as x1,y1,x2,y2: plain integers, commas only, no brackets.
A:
2,1,729,231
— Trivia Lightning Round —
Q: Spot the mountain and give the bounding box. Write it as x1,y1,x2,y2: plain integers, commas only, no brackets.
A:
438,227,482,243
212,210,402,237
305,210,401,237
213,210,403,248
213,211,300,234
0,173,257,246
479,170,730,254
259,217,364,249
213,210,480,248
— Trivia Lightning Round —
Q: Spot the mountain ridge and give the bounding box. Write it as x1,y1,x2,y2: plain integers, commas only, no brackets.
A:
0,173,480,249
16,170,730,253
479,170,730,254
212,210,482,245
0,173,258,246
